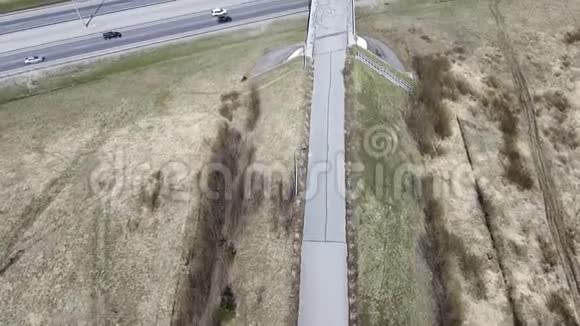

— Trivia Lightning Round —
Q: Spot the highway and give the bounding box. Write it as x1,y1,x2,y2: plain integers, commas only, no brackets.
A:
0,0,308,75
0,0,172,34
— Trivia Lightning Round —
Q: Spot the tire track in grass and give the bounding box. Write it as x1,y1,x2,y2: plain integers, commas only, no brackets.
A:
0,99,146,323
489,0,580,319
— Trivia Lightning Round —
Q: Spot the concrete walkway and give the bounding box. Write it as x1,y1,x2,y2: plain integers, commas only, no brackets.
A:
298,0,350,325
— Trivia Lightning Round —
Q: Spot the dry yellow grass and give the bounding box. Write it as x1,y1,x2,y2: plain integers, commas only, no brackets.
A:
0,24,307,325
354,0,580,324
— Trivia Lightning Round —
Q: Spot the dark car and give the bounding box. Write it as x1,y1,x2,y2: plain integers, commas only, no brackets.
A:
103,31,122,40
217,15,232,23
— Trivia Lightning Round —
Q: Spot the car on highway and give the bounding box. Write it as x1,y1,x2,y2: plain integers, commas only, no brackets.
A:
211,8,227,17
103,31,122,40
217,15,232,23
24,56,45,64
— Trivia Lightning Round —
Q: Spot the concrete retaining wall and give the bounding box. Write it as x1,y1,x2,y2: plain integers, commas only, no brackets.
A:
304,0,317,62
347,0,355,46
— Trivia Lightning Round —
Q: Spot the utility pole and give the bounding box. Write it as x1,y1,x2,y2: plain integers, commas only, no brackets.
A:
71,0,86,28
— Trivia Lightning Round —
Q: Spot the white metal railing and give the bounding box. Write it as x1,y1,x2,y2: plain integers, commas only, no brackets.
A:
356,52,413,93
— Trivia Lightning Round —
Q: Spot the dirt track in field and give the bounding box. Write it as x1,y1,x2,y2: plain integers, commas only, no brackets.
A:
490,0,580,317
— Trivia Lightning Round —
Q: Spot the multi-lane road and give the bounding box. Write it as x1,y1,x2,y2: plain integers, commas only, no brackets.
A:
0,0,172,34
0,0,309,76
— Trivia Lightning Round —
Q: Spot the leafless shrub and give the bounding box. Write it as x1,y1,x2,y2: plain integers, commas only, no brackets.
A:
564,28,580,44
561,55,572,69
546,291,580,326
175,123,243,325
508,239,528,259
569,226,579,255
245,84,261,131
537,234,558,270
434,104,454,138
548,126,579,150
480,96,490,108
140,170,162,211
256,286,265,305
405,101,439,156
219,104,233,121
270,175,296,235
455,240,488,300
544,90,571,112
453,45,466,54
174,108,259,324
407,54,464,155
244,168,265,214
504,141,535,190
412,54,451,111
420,175,487,325
536,91,579,149
220,91,241,103
225,241,237,261
214,285,237,323
454,76,475,97
445,45,467,62
421,195,466,325
482,86,535,189
219,91,242,121
483,75,501,89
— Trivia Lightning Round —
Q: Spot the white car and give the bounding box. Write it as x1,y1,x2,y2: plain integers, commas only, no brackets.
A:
211,8,227,17
24,56,45,64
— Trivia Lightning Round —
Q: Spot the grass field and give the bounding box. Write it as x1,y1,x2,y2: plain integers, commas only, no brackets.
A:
0,22,308,325
0,0,65,13
354,0,580,323
345,58,435,325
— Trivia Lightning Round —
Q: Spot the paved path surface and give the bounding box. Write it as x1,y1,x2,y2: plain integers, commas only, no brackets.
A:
298,0,349,325
250,43,302,76
0,0,171,34
0,0,308,76
364,36,405,71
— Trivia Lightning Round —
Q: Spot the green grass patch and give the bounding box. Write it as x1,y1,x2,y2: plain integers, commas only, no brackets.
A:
0,0,65,14
347,60,434,325
355,46,416,86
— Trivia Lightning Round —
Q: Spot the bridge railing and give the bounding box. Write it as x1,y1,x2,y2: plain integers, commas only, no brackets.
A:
356,52,414,93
